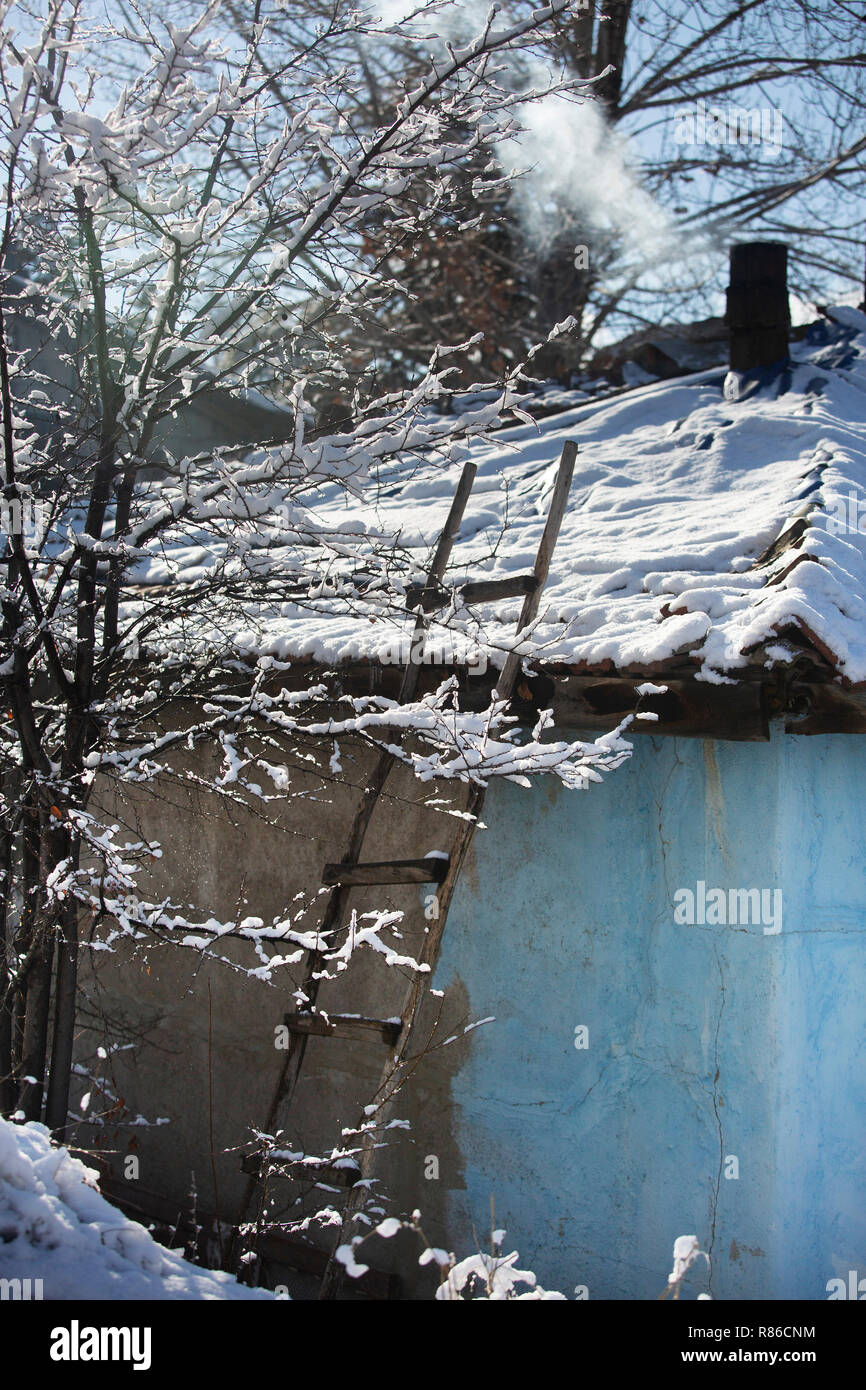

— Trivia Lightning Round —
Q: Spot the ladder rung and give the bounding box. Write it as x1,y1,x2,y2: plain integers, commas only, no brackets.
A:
283,1012,403,1045
460,574,539,604
406,580,449,613
406,573,539,612
321,857,449,887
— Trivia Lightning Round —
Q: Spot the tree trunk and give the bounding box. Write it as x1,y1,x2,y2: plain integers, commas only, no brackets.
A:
45,893,79,1135
14,791,50,1119
17,930,53,1121
0,793,14,1116
595,0,632,114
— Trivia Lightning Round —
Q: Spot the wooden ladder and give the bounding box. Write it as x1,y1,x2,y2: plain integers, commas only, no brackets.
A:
244,439,577,1294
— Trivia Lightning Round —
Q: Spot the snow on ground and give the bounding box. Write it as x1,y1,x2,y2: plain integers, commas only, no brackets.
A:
0,1118,273,1299
133,307,866,685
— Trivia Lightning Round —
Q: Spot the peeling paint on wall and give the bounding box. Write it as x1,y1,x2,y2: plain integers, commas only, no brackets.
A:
429,729,866,1299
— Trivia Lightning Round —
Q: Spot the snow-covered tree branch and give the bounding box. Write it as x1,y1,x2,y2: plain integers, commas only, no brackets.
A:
0,0,635,1190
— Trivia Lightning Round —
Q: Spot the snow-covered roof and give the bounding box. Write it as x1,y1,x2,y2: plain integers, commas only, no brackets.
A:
139,306,866,688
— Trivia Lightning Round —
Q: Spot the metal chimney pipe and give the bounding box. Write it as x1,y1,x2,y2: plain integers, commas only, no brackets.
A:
726,241,790,372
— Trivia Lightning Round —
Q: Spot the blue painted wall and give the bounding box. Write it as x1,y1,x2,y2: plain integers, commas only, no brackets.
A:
434,729,866,1299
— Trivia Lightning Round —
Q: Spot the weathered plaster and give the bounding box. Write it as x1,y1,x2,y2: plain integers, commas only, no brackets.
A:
429,729,866,1299
74,718,866,1300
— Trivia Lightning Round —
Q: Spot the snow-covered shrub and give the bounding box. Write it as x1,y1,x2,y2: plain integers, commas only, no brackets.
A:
0,1118,273,1299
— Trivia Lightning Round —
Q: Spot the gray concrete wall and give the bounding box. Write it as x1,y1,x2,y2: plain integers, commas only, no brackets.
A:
72,710,473,1294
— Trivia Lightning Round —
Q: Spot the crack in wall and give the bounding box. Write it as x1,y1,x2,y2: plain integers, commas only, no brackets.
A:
706,941,727,1297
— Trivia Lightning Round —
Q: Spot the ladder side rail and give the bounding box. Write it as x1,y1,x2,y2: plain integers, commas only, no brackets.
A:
318,439,578,1298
